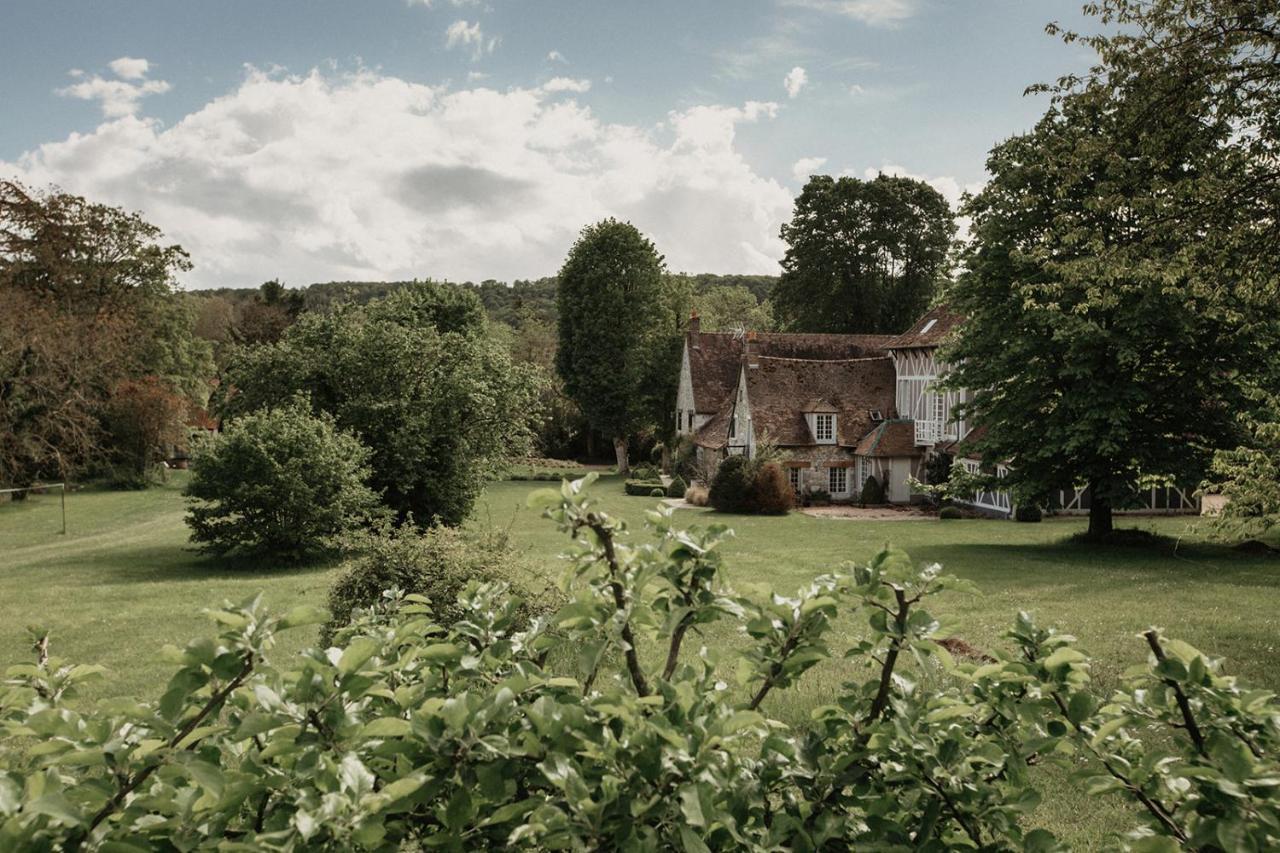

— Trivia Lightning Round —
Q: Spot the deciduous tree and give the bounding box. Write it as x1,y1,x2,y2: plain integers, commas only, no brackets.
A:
945,5,1279,537
772,174,954,334
185,399,378,559
218,283,541,526
555,219,669,474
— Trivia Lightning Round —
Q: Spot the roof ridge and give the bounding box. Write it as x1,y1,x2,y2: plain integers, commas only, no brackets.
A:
753,354,892,365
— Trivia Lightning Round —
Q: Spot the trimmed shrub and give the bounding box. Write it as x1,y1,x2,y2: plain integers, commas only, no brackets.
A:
804,488,831,505
684,484,709,506
939,506,964,520
650,488,666,497
1014,504,1043,523
184,401,379,560
321,524,562,645
624,479,665,496
666,474,688,498
709,455,753,512
860,475,887,506
631,465,659,481
751,462,793,514
672,438,698,481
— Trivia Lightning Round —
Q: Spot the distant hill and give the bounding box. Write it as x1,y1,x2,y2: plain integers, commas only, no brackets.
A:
192,274,778,328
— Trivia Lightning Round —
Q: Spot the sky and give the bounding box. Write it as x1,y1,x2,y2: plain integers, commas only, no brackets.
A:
0,0,1096,290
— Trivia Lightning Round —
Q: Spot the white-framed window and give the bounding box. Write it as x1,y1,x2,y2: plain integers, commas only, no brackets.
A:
829,467,847,494
788,467,801,493
815,413,835,442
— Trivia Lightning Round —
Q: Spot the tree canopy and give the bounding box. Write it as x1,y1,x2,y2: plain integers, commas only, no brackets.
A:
555,219,670,472
0,181,212,487
218,282,541,526
944,0,1280,537
771,174,955,335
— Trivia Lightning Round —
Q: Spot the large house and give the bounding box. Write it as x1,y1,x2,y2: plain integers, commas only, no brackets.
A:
676,306,1199,516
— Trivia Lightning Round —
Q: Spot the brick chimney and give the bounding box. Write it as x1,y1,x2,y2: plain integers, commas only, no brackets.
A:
687,310,701,334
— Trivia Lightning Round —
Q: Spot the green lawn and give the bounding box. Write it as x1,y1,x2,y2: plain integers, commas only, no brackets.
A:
2,472,1278,848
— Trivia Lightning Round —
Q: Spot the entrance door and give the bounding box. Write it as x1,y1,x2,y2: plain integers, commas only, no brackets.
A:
888,458,910,503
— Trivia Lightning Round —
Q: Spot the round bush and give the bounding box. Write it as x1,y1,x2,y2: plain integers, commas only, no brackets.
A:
184,401,378,560
684,484,709,506
860,475,887,506
666,475,688,498
939,506,964,520
751,463,794,514
709,455,752,512
321,524,562,645
1015,504,1043,523
631,465,659,481
650,488,666,497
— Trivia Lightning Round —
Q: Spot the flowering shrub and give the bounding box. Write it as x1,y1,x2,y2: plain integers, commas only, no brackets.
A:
2,474,1277,849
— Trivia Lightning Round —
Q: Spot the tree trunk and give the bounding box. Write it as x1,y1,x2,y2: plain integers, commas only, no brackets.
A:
660,444,672,475
613,437,630,476
585,429,595,460
1088,483,1113,538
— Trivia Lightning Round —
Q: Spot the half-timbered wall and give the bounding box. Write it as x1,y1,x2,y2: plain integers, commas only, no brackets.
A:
890,348,968,445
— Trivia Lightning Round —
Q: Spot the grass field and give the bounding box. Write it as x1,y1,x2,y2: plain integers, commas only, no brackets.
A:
2,472,1278,847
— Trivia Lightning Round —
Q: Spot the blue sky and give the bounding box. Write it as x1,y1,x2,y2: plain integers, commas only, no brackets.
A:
1,0,1095,288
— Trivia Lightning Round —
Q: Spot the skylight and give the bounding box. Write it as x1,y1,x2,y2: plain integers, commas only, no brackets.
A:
920,318,938,335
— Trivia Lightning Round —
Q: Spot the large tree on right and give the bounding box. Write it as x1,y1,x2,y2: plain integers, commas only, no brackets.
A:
945,1,1280,538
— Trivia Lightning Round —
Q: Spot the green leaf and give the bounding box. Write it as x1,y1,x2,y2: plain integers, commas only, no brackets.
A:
338,637,380,675
279,604,329,630
361,717,412,738
679,824,712,853
678,786,705,827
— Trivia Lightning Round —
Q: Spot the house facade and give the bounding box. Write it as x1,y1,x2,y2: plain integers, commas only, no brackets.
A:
675,314,922,503
677,305,1199,516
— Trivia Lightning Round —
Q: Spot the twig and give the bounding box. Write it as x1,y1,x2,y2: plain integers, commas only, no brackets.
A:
1143,630,1207,758
70,651,256,848
582,515,650,697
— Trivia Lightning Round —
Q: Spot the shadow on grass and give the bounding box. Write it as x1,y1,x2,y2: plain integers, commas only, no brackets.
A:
45,544,341,586
923,535,1280,585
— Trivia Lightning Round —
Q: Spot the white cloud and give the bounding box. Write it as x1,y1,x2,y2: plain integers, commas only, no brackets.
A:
848,83,867,96
407,0,480,6
445,20,497,60
6,68,792,287
783,66,808,98
56,58,170,118
781,0,918,27
792,156,827,182
108,57,150,81
547,50,567,64
540,77,591,94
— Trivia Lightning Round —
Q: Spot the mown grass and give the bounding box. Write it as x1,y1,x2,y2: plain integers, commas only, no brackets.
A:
2,472,1277,847
0,473,339,704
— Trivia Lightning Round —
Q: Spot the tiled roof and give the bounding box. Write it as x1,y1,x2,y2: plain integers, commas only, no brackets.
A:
686,332,744,415
744,356,896,447
884,304,965,350
692,407,731,450
854,419,920,457
685,330,893,414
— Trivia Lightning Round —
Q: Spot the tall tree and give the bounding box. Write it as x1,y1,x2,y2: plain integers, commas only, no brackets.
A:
945,6,1279,537
218,283,541,527
0,181,212,486
555,219,668,474
772,174,954,334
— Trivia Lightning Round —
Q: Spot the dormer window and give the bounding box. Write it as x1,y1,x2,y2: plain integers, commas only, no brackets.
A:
815,413,834,442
